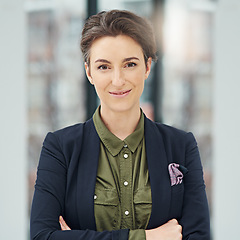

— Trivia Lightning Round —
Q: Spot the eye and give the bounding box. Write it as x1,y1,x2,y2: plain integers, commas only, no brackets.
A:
98,65,109,70
125,62,137,68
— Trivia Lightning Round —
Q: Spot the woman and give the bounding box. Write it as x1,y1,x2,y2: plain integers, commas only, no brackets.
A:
30,10,210,240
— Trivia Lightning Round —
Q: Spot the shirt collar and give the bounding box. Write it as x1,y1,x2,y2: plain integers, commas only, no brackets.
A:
93,106,144,156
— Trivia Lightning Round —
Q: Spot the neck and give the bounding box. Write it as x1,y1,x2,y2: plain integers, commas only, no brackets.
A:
100,107,141,140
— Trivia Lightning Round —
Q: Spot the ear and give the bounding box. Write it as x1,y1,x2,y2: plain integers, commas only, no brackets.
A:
84,62,94,85
145,57,152,80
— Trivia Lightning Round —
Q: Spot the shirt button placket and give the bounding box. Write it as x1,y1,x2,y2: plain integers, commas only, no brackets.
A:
120,148,132,228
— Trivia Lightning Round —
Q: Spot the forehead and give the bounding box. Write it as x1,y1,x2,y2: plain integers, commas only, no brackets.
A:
89,35,144,62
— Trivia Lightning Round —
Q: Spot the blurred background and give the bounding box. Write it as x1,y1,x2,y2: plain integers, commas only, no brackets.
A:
0,0,240,239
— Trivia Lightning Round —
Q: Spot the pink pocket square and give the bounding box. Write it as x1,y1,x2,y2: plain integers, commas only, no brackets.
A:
168,163,187,186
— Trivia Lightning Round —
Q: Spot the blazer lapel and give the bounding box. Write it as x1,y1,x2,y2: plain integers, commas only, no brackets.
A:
145,117,171,229
77,119,99,230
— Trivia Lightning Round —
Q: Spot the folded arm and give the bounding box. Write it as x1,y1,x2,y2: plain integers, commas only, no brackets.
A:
179,132,210,239
30,132,128,240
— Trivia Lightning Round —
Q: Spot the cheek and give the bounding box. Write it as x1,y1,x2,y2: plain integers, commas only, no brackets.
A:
91,74,109,92
130,70,146,84
91,71,103,85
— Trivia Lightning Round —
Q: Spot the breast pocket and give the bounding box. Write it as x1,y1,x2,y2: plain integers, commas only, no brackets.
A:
133,187,152,229
94,188,120,231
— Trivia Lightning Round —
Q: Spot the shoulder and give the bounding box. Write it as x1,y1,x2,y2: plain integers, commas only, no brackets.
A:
43,118,95,151
41,119,96,167
145,116,188,138
144,117,197,149
155,121,187,137
53,118,94,138
54,122,84,138
144,117,200,169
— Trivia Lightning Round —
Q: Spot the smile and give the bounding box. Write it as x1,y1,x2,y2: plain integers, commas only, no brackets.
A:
109,89,131,97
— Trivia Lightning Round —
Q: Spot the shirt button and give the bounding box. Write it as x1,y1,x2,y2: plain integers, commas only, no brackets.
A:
123,153,128,159
125,210,129,216
124,144,128,148
123,181,129,186
94,195,97,200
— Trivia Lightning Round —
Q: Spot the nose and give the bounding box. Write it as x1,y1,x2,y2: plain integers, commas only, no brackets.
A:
112,68,125,87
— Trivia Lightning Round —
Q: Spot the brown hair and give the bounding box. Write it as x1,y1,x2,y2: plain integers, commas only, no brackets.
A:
80,10,157,65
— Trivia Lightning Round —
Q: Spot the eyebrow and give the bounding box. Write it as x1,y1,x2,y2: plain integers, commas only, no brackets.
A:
94,59,111,64
123,57,140,62
94,57,140,64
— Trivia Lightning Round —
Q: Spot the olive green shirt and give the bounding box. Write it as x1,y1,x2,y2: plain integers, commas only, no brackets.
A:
93,107,152,240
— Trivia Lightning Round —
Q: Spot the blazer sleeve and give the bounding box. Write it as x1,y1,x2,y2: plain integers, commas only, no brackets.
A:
179,132,210,240
30,132,129,240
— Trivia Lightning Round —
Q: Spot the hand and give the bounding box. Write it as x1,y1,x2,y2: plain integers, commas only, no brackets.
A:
59,216,71,231
145,219,182,240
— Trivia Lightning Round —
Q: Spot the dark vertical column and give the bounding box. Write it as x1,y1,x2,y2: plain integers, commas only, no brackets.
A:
88,0,98,16
152,0,165,123
85,0,98,120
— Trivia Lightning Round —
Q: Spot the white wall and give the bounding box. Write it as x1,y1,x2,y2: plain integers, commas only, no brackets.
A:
0,0,28,239
213,0,240,239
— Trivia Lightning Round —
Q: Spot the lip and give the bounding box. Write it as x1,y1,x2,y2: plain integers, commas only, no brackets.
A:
109,89,131,98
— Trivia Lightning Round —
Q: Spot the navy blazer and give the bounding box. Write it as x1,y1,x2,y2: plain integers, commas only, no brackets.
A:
30,116,210,240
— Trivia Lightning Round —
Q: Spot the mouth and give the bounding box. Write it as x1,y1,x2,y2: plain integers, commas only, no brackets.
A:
109,89,131,96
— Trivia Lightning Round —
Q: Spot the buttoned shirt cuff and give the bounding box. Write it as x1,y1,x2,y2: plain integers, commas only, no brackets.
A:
128,229,146,240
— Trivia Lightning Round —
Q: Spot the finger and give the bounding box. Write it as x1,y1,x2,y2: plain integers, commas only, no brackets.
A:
59,216,66,230
59,216,71,230
169,219,182,234
168,218,178,224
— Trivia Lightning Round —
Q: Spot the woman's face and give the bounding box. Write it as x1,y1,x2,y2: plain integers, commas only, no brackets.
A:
85,35,152,115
